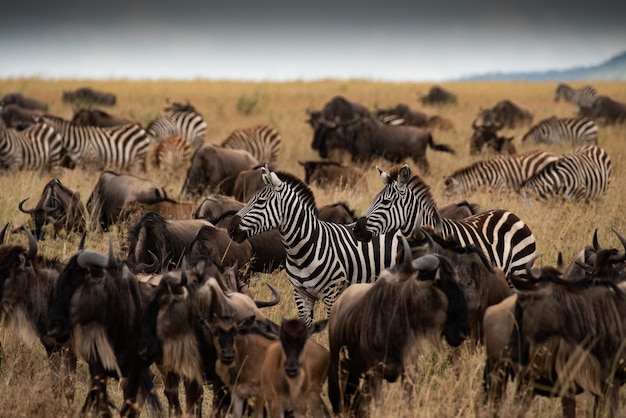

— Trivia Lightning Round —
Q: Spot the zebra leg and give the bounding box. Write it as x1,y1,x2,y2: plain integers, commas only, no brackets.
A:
293,287,315,328
321,279,348,318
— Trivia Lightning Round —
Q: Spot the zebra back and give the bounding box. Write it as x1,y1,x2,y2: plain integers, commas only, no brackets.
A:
0,121,64,172
221,125,281,167
146,110,206,150
151,134,192,170
522,116,598,146
555,83,598,109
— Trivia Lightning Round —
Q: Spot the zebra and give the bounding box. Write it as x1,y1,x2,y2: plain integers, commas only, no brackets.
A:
443,150,558,195
228,165,403,327
41,115,150,171
521,145,611,202
221,124,282,167
150,134,191,170
0,120,64,172
521,116,598,146
353,164,536,290
146,108,206,151
555,83,598,110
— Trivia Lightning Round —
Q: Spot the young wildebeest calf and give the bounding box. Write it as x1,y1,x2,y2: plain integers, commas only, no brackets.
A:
261,318,330,418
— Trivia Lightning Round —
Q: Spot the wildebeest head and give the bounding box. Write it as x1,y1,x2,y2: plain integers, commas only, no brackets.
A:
279,318,327,377
0,225,38,312
209,315,255,365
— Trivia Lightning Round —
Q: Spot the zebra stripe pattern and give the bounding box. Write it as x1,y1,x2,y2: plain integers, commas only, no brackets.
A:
43,115,150,171
0,121,64,172
151,134,191,170
221,124,282,167
521,116,598,146
555,83,598,109
443,150,558,195
146,110,206,150
359,164,536,289
521,145,611,202
230,166,402,326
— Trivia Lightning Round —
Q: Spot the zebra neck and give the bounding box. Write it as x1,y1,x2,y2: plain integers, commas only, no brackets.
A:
406,189,442,235
277,203,320,249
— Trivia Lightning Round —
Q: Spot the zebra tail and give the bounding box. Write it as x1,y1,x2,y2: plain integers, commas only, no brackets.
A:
428,134,456,154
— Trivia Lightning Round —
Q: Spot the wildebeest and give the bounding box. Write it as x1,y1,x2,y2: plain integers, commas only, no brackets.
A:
182,144,259,197
62,87,117,107
438,200,480,220
71,108,133,127
0,92,48,110
583,95,626,125
261,318,330,418
312,115,455,174
478,99,533,129
419,85,458,106
0,103,42,130
317,201,357,225
86,170,169,230
18,178,86,240
120,198,196,225
193,194,245,222
327,237,468,415
469,118,516,155
375,103,454,131
46,240,163,417
233,165,265,203
298,160,365,189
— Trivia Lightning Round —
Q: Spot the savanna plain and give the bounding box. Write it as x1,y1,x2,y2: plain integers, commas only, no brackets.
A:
0,78,625,417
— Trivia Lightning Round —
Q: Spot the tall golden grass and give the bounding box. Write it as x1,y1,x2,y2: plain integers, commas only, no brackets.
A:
0,78,625,417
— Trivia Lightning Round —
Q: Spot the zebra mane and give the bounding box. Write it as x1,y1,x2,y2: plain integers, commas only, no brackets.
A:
274,171,318,214
386,165,440,210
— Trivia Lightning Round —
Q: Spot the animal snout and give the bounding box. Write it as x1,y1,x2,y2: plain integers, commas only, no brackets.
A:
284,362,300,378
228,215,247,243
220,350,235,365
354,217,373,242
47,321,69,345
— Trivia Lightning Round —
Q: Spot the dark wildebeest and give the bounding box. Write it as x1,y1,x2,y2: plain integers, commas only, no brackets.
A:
182,144,259,198
298,160,365,189
46,240,163,418
71,108,133,127
18,178,86,240
317,201,357,224
327,237,468,415
0,92,48,111
478,100,534,129
438,200,481,220
0,104,43,130
193,194,245,222
86,170,169,230
0,225,77,400
120,198,196,225
261,318,331,418
583,95,626,125
419,85,458,106
62,87,117,107
469,118,516,155
375,103,454,131
313,114,455,174
126,211,213,273
233,165,265,203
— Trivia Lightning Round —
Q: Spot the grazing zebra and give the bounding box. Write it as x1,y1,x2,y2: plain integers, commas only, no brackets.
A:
555,83,598,109
521,116,598,146
521,145,611,202
221,124,282,167
443,150,558,195
146,108,206,150
0,120,64,172
353,164,536,289
228,166,402,326
151,134,191,170
42,115,150,171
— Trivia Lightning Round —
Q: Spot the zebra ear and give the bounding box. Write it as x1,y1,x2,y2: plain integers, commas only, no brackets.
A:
398,164,411,186
268,172,283,189
376,166,391,185
261,164,272,186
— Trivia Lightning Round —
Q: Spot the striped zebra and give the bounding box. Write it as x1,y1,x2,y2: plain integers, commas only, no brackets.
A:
521,116,598,146
221,124,282,167
228,166,402,326
146,108,206,151
521,145,611,202
0,120,64,172
354,164,536,289
42,115,150,171
151,134,191,170
443,150,558,195
555,83,598,109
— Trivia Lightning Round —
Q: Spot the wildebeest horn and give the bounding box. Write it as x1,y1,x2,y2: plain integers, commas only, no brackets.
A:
20,225,37,259
135,251,159,273
43,196,59,213
612,228,626,252
254,283,281,308
471,118,481,131
399,235,414,274
411,254,441,272
78,232,86,251
556,252,564,272
180,256,188,286
77,250,109,268
107,238,115,267
525,257,541,281
18,198,35,214
0,223,9,244
592,229,601,251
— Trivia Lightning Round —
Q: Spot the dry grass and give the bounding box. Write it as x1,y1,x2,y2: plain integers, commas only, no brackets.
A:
1,78,626,416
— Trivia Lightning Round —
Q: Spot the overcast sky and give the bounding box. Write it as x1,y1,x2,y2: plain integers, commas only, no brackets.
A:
1,0,624,81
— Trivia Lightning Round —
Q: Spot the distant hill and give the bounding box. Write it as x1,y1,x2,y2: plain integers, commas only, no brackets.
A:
460,50,626,81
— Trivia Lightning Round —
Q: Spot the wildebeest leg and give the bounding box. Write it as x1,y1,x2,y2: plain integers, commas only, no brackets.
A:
359,372,382,417
184,378,203,417
483,359,509,417
46,346,77,403
308,390,330,418
83,363,111,418
163,372,183,416
413,156,430,176
293,288,315,328
210,379,232,418
119,365,146,418
561,395,576,418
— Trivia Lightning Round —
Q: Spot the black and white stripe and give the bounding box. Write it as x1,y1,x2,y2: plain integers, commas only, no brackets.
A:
231,167,402,326
443,150,558,195
360,164,536,289
221,124,282,167
521,116,598,146
521,145,611,202
555,83,598,109
146,110,206,151
0,121,64,172
42,115,150,171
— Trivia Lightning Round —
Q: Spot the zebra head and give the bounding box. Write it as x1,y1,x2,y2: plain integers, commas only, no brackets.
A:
228,165,284,243
355,164,413,242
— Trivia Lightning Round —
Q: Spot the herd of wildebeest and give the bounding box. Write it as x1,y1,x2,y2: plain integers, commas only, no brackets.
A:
1,82,626,418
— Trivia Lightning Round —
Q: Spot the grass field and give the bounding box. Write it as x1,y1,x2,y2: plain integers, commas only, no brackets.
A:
0,78,625,417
